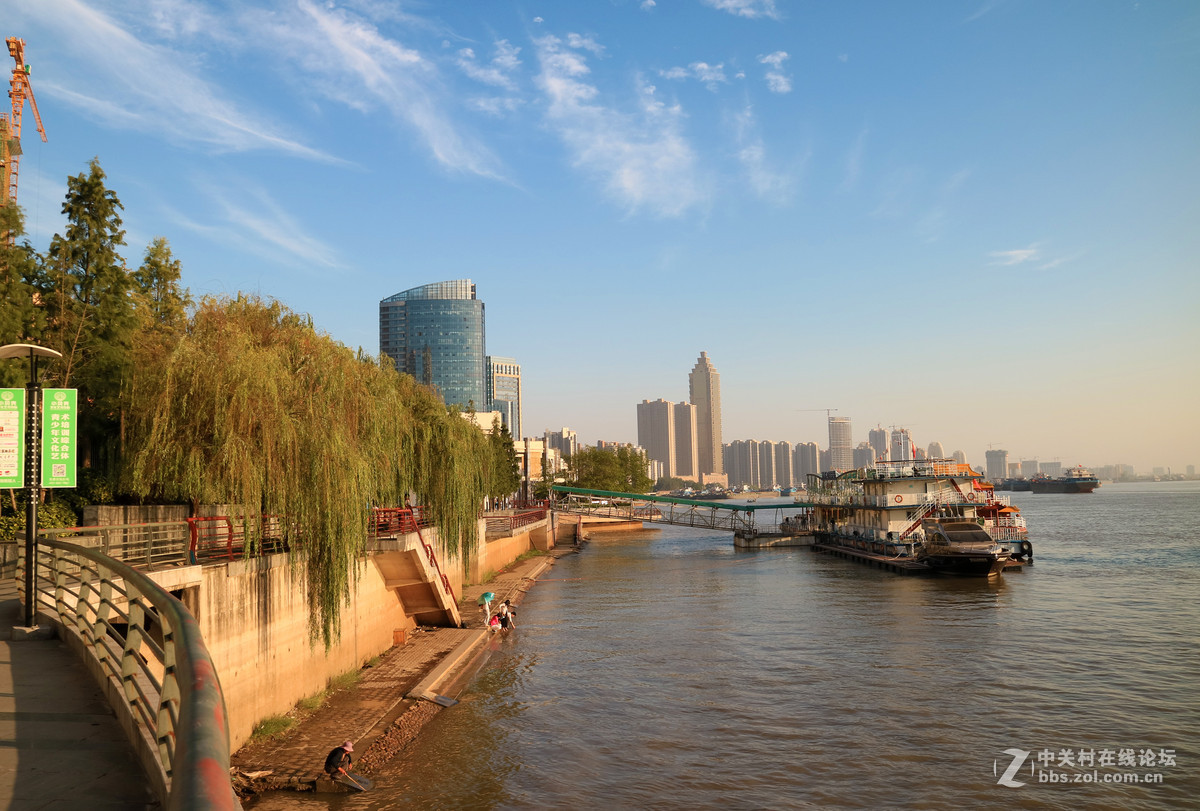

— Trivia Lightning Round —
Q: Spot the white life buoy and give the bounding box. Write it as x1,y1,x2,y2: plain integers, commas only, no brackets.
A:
967,493,977,502
894,495,903,504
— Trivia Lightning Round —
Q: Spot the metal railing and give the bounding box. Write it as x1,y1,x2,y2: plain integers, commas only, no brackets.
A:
484,509,548,538
25,538,237,809
367,507,455,603
39,522,192,569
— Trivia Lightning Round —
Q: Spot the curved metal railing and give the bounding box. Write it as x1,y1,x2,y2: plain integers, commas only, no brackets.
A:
27,538,238,809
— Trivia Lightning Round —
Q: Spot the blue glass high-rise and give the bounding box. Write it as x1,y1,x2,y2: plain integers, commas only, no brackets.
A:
379,280,486,410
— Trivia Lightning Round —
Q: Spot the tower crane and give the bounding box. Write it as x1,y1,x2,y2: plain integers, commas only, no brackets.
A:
2,37,48,244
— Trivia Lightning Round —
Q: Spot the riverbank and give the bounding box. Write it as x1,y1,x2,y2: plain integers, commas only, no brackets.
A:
231,546,568,800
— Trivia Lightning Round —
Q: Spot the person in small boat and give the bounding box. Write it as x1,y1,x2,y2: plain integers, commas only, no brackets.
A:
324,740,353,778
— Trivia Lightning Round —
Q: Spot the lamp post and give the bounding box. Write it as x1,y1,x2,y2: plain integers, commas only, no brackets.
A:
0,343,62,628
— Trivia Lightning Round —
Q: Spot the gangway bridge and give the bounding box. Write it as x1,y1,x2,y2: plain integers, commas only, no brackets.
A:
550,485,815,539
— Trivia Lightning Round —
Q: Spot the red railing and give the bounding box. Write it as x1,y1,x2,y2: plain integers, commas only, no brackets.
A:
186,514,288,563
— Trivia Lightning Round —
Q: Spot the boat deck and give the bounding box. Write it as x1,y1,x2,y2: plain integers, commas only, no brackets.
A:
813,542,1026,575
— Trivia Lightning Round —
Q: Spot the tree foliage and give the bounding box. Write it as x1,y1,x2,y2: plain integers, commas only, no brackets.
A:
125,295,498,647
486,417,521,500
568,446,654,493
0,204,46,386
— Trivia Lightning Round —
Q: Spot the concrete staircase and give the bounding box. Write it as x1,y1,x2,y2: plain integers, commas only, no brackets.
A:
370,540,461,628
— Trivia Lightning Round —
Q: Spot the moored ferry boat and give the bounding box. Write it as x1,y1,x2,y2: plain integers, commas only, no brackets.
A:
1031,465,1100,494
806,459,1033,576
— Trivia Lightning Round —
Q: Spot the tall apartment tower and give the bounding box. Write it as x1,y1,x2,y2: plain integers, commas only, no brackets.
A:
380,280,486,408
828,416,854,471
868,426,889,462
927,441,945,459
758,442,776,489
853,442,876,469
545,427,578,459
486,355,522,439
688,352,724,476
637,399,676,479
775,441,793,488
985,449,1009,480
890,428,914,462
672,401,700,479
794,442,819,482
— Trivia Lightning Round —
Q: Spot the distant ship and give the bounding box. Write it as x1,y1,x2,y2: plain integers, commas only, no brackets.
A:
1030,465,1100,494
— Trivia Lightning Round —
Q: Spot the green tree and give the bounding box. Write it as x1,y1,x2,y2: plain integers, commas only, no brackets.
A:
0,203,44,387
487,418,521,500
568,446,654,493
133,237,191,331
39,158,136,474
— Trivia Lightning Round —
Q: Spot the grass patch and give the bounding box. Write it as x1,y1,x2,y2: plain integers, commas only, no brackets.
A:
366,655,381,668
513,549,547,563
251,715,294,740
330,670,359,691
298,692,326,711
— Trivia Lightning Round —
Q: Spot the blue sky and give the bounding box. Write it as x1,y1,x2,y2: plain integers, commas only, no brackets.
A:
8,0,1199,472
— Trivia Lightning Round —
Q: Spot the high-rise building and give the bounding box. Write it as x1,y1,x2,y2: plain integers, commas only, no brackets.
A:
758,442,776,489
794,442,819,483
985,449,1009,480
637,399,676,479
819,448,831,472
688,352,724,476
952,449,966,465
868,426,889,462
1020,459,1039,478
829,416,853,471
890,428,913,462
725,440,760,489
673,402,700,479
853,442,876,469
774,441,793,488
380,280,486,408
486,355,521,439
927,441,945,459
545,427,578,459
1040,461,1062,478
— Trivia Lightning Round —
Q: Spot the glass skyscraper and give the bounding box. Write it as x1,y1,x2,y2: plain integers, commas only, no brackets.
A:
486,355,522,439
379,280,486,409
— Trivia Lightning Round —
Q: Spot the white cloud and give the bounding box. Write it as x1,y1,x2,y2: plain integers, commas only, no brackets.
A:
758,51,792,93
989,245,1041,266
732,106,800,203
533,34,705,217
702,0,780,20
457,39,523,90
641,0,657,9
567,33,606,56
659,62,728,91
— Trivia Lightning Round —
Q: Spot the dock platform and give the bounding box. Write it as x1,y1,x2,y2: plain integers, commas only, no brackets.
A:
812,543,1026,575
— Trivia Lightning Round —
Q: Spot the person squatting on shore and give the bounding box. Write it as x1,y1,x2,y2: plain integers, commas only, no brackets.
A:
496,600,516,631
324,740,353,779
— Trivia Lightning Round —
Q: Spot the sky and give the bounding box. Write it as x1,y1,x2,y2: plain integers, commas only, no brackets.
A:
6,0,1199,473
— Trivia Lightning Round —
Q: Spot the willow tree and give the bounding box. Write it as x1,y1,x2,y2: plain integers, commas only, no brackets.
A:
125,295,495,646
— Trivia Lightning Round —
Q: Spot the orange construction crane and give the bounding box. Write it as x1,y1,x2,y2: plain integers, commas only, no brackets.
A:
2,36,48,242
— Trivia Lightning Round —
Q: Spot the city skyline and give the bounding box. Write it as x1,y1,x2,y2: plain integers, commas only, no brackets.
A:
7,2,1197,472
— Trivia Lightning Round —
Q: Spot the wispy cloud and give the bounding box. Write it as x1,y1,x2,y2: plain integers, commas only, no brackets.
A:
758,51,792,93
641,0,657,10
965,1,1005,23
23,0,332,161
456,39,522,90
533,33,705,217
703,0,780,20
659,62,729,91
187,179,342,270
989,244,1041,265
732,106,801,203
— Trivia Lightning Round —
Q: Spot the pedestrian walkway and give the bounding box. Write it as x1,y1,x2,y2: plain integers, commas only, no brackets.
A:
0,578,158,809
231,550,562,794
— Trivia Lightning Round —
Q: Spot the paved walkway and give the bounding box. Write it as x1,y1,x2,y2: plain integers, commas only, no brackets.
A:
231,549,564,793
0,578,159,810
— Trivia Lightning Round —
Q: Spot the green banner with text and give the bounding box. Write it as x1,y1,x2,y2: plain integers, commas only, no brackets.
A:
0,388,25,488
41,388,77,488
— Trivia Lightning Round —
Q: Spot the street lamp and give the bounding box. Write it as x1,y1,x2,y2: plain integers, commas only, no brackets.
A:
0,343,62,628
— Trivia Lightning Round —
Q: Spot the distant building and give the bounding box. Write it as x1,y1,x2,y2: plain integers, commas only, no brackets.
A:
927,441,945,459
758,442,776,489
1007,462,1021,477
1040,461,1062,478
1021,459,1039,478
486,355,521,440
985,449,1009,480
794,442,819,482
1188,465,1196,477
774,441,793,488
890,429,913,462
725,440,760,490
672,402,700,479
514,438,562,498
637,399,676,479
379,279,485,409
868,426,889,462
464,410,504,432
853,442,875,469
688,352,724,476
828,416,853,471
819,448,831,472
952,450,966,465
545,427,578,459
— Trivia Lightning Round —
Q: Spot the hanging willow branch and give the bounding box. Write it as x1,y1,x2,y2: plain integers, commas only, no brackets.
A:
124,295,493,647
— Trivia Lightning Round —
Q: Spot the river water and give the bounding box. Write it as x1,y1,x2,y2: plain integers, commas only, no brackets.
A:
252,481,1199,809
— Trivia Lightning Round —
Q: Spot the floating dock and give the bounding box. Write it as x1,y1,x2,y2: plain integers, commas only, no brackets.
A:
733,532,816,549
813,542,1025,575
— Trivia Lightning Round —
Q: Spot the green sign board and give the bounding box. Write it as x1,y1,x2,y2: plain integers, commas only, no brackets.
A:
0,388,25,488
41,388,77,488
